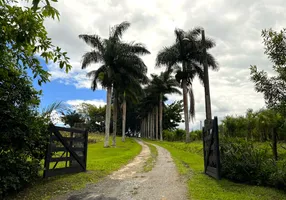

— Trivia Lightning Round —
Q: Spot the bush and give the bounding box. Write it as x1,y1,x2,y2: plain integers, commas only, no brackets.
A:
175,129,185,141
220,137,286,190
163,129,186,141
190,130,203,141
163,130,176,141
0,67,49,197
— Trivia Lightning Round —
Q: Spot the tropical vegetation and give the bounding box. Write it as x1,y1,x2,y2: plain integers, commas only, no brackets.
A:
2,0,286,198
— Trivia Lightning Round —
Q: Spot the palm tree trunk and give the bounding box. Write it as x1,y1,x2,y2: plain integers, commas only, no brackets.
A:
112,90,118,146
159,93,163,141
122,93,126,142
182,78,190,143
156,106,159,140
148,112,151,138
104,86,112,147
144,116,147,138
151,112,153,139
152,108,155,139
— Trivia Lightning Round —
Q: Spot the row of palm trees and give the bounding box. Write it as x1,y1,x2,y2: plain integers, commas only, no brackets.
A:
79,21,218,147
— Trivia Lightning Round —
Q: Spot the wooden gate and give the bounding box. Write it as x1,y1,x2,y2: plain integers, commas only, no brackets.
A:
43,125,88,178
202,116,221,179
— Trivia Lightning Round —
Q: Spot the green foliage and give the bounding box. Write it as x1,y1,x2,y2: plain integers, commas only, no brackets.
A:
220,137,286,190
250,28,286,109
0,67,49,197
60,109,85,128
0,0,72,197
221,108,285,141
163,129,202,142
190,130,203,141
163,130,176,141
78,103,106,132
163,100,184,130
0,0,71,85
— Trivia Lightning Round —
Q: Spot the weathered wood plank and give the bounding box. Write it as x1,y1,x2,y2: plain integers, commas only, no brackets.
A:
51,136,84,142
50,156,84,162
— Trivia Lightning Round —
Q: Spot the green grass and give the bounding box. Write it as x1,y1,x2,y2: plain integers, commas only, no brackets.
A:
9,137,141,200
148,140,286,200
142,143,158,172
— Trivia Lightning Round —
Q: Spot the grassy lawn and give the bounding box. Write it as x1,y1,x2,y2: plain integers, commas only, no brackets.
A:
142,143,158,172
9,137,141,200
148,140,286,200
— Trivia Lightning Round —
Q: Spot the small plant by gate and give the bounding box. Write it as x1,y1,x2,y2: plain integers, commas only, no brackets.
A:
43,125,88,178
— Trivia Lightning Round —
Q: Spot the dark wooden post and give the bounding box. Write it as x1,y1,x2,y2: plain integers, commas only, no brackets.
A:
83,129,88,171
213,117,221,179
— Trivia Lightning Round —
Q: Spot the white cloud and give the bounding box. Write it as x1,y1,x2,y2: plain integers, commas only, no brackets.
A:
66,99,106,109
44,0,286,129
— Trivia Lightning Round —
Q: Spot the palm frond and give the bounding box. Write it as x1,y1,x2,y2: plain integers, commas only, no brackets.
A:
79,34,104,53
122,42,150,55
87,65,109,90
188,86,195,121
206,52,219,70
41,101,64,118
81,51,103,69
156,46,180,67
110,21,130,40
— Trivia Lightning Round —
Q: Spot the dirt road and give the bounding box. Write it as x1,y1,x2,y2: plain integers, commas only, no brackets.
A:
60,140,187,200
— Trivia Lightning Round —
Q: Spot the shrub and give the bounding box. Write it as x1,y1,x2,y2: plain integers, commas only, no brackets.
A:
163,130,176,141
163,129,186,141
190,130,203,141
0,67,49,197
220,137,286,190
174,129,185,141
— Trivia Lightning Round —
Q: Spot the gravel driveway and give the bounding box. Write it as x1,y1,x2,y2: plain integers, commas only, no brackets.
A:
60,140,187,200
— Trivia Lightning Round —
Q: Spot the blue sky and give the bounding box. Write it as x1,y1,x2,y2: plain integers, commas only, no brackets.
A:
31,59,106,114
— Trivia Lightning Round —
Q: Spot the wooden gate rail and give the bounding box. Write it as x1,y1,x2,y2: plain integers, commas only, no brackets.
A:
43,125,88,178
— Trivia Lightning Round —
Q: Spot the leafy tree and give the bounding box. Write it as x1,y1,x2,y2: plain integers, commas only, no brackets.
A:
79,21,149,147
0,1,71,196
250,29,286,110
0,67,48,197
163,100,184,130
0,0,71,85
78,103,106,132
60,109,85,128
156,28,218,143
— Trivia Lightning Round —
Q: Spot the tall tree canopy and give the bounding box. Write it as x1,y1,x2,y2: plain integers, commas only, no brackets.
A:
250,28,286,112
79,21,149,147
156,28,218,142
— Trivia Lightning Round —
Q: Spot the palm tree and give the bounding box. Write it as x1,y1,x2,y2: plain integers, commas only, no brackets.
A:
79,21,149,147
115,74,147,142
140,69,181,140
156,28,218,143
